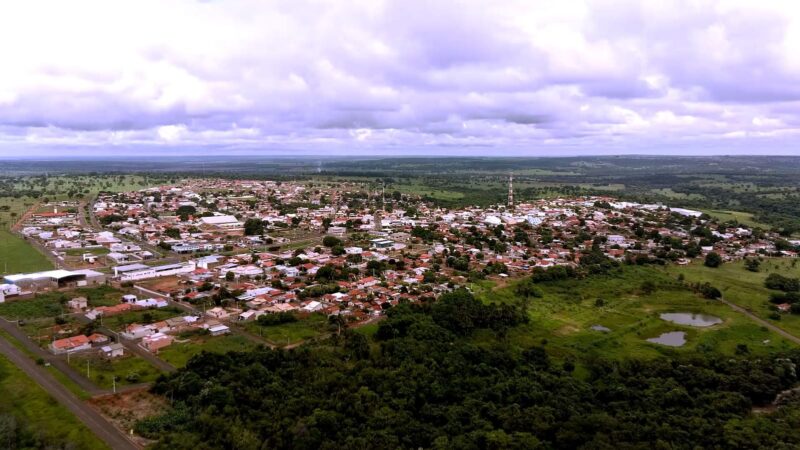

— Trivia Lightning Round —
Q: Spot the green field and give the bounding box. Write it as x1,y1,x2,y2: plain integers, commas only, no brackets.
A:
0,286,124,320
700,209,770,228
67,353,162,389
64,247,110,257
667,258,800,336
156,332,260,367
472,265,796,360
0,354,108,449
240,313,329,346
0,229,53,276
103,307,183,331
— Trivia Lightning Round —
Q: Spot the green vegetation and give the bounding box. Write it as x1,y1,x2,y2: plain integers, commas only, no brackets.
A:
0,285,123,320
473,265,794,359
242,313,329,346
700,209,769,229
0,229,53,276
103,306,183,331
668,259,800,336
156,332,259,368
64,247,110,257
0,354,108,449
138,290,800,449
67,353,162,389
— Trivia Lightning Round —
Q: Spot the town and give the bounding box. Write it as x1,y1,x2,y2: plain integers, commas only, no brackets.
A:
2,176,798,368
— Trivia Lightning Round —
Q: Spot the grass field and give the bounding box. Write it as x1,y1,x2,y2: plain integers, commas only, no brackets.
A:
700,209,770,228
0,229,53,276
0,175,166,278
472,265,797,360
64,247,110,257
240,313,329,346
390,182,465,201
156,332,260,367
0,286,124,320
67,353,162,389
666,258,800,337
0,354,108,449
103,307,184,331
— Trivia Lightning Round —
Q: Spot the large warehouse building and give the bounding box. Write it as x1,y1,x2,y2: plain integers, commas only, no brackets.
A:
3,269,106,291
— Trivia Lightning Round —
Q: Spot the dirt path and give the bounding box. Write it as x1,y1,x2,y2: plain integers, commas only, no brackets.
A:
720,297,800,346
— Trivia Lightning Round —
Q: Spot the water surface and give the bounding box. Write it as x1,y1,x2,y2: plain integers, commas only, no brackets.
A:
660,312,721,327
647,331,686,347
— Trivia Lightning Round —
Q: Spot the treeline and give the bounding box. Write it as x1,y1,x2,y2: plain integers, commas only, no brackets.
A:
138,290,800,449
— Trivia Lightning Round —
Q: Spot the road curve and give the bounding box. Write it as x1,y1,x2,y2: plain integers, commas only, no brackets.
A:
720,297,800,346
0,336,138,450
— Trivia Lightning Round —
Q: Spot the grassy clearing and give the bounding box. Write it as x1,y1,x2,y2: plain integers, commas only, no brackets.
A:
64,247,110,257
666,258,800,337
0,354,108,449
391,182,465,201
0,229,53,276
699,209,769,228
651,188,706,200
354,322,379,338
241,313,329,346
472,265,796,360
67,353,161,389
0,285,124,320
103,307,184,332
157,332,260,368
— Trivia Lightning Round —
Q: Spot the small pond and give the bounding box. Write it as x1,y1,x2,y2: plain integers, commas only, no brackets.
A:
647,331,686,347
660,312,722,327
590,325,611,332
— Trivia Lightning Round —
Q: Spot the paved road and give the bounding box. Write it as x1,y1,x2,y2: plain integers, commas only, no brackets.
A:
0,319,105,395
69,313,177,374
0,335,138,450
720,297,800,345
135,285,279,349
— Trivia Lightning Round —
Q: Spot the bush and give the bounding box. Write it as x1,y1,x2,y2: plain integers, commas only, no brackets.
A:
765,273,800,292
704,252,722,268
322,236,342,248
257,312,298,326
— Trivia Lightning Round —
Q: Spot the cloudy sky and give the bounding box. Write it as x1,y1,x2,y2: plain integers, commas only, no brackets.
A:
1,0,800,157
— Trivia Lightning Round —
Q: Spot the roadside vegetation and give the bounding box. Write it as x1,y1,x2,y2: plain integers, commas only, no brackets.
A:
0,354,109,449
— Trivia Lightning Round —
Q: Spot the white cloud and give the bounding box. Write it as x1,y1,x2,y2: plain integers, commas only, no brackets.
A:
0,0,800,155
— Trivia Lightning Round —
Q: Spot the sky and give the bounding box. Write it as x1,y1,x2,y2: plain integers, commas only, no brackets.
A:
1,0,800,157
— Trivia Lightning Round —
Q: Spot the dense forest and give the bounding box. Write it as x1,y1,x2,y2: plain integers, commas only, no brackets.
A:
139,290,800,449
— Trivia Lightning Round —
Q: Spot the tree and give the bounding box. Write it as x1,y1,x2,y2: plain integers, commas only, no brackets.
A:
244,218,264,236
704,252,722,268
366,260,384,275
163,228,181,239
323,236,342,248
640,280,656,295
225,271,235,282
176,205,196,221
745,258,761,272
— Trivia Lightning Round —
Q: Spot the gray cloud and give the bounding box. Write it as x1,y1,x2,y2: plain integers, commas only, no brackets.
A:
1,0,800,155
